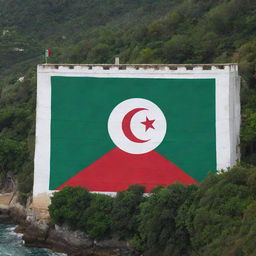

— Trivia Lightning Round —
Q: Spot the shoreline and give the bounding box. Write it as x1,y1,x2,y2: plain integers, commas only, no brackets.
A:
0,199,135,256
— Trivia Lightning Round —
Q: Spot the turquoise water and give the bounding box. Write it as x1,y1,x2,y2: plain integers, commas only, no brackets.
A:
0,222,66,256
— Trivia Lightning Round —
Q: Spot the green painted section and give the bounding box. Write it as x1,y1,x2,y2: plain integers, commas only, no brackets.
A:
50,76,216,190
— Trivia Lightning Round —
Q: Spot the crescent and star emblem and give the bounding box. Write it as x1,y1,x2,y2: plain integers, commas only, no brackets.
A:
122,108,155,143
108,98,167,155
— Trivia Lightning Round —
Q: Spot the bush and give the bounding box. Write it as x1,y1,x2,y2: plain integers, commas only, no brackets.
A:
0,139,28,175
85,193,114,239
49,186,91,229
137,183,193,256
183,166,256,256
112,185,145,239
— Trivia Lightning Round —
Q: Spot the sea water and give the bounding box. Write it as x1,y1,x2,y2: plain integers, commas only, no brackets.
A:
0,223,66,256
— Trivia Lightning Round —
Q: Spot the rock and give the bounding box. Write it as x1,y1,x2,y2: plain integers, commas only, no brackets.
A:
14,225,25,233
0,207,9,215
94,237,128,249
54,224,93,247
24,222,48,240
46,224,93,254
9,203,26,225
0,213,10,221
0,206,10,221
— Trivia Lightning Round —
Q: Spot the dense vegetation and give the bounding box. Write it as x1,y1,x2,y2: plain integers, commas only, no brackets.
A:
0,0,256,253
49,165,256,255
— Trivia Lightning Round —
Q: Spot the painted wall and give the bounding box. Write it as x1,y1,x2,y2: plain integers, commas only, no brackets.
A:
33,64,240,209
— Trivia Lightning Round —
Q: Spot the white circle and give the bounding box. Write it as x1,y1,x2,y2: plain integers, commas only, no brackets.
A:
108,98,167,154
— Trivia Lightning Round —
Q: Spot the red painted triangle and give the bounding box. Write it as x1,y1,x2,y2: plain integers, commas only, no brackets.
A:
57,147,198,193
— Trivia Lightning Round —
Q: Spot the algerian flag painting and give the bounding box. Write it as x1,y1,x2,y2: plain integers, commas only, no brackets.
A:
49,76,216,192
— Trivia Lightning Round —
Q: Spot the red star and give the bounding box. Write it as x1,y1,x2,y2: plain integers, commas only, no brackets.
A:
141,117,155,131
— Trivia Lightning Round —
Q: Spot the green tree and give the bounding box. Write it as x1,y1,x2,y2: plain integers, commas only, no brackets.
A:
112,185,145,239
137,183,192,256
49,186,92,229
85,194,114,239
163,35,192,63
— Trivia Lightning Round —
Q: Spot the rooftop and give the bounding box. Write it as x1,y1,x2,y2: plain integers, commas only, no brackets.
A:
38,63,238,72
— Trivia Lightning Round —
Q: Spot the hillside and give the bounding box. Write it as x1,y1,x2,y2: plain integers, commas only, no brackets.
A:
0,0,255,207
0,0,181,74
0,0,256,255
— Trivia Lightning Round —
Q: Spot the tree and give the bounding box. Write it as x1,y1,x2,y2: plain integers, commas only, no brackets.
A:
49,186,92,229
85,193,114,239
112,185,145,239
163,35,192,63
137,183,192,256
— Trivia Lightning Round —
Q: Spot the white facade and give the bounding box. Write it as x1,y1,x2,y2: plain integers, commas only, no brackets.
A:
33,63,240,208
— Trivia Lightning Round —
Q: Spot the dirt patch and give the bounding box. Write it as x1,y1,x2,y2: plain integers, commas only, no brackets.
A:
0,193,13,206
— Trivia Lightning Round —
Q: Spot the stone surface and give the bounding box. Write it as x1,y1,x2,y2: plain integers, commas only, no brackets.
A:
0,207,10,221
94,237,128,249
52,224,93,248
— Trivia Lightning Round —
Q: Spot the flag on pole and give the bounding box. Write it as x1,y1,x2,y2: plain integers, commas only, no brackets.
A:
49,77,216,192
45,48,51,58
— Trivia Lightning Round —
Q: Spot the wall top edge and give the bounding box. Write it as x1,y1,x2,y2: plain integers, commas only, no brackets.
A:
37,63,238,72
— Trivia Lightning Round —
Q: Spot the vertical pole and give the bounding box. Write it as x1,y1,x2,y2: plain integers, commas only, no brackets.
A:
115,57,120,65
45,49,47,64
45,49,49,64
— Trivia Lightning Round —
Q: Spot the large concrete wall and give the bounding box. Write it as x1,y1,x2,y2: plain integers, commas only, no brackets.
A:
33,63,240,209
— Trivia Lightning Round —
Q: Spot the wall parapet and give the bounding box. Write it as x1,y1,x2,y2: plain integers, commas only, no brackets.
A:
38,63,238,73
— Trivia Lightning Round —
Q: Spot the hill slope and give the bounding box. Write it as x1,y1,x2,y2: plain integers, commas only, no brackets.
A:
0,0,255,196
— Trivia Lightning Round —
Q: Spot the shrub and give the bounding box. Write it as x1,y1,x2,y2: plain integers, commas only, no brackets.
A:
137,183,192,256
112,185,145,239
49,186,91,229
85,193,114,239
